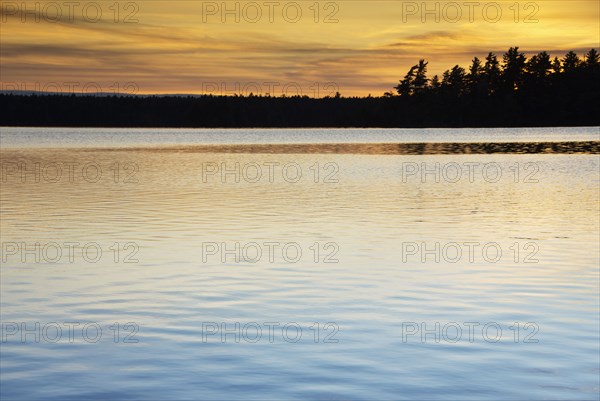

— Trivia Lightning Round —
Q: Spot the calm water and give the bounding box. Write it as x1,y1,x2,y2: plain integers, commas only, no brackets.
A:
1,126,599,148
1,127,599,400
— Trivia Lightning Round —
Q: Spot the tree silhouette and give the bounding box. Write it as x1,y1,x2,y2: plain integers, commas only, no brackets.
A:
584,49,599,68
395,65,416,96
527,52,551,77
551,57,562,74
468,57,484,94
412,60,429,94
442,65,467,95
562,51,581,72
502,47,527,91
526,51,552,86
430,75,441,93
1,47,598,128
483,52,501,95
395,59,428,96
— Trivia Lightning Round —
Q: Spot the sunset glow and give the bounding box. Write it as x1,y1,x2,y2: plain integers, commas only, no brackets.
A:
1,0,599,96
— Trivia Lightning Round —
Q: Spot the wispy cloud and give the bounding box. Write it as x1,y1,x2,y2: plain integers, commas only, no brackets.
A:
1,0,597,96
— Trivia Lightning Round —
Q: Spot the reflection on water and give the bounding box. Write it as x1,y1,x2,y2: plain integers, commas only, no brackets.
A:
1,129,599,400
85,141,600,154
1,126,599,149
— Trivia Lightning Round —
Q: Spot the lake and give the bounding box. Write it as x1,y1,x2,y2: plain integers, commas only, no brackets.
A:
1,127,599,400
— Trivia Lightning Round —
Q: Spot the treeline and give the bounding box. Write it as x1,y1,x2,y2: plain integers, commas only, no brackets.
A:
1,47,598,128
389,47,599,98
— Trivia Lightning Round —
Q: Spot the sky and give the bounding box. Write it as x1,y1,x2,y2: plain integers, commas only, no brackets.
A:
1,0,599,96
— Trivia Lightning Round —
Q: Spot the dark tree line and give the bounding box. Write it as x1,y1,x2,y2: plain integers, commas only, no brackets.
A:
1,47,598,128
389,47,599,98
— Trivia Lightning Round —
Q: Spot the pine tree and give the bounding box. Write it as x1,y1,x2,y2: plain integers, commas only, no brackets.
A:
468,57,483,94
483,52,501,94
584,49,599,68
412,60,429,94
442,65,467,95
395,65,417,96
502,47,527,91
430,75,441,92
551,57,562,74
527,51,551,80
562,51,581,72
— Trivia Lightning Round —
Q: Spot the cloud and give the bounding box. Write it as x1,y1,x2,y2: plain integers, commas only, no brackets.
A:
1,1,598,96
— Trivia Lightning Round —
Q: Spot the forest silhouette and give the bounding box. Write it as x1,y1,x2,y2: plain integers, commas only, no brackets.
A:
1,47,598,127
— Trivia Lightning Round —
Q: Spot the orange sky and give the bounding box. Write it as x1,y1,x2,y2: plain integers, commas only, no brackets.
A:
1,0,599,96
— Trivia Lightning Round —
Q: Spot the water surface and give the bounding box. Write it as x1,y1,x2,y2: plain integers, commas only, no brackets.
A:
1,126,598,149
1,127,599,400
